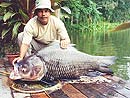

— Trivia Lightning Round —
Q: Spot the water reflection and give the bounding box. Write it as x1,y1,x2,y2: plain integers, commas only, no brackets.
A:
69,29,130,81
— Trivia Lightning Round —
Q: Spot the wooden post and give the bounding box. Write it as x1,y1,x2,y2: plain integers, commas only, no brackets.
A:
50,0,55,7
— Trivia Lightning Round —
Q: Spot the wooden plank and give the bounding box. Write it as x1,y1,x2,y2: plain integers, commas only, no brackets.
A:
125,83,130,90
13,92,31,98
72,83,107,98
90,82,114,95
104,75,130,97
89,81,127,98
115,88,130,98
49,89,70,98
62,84,88,98
0,75,12,98
72,81,127,98
0,59,13,98
31,92,50,98
96,82,127,98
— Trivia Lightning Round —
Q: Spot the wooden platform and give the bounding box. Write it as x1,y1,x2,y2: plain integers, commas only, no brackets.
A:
0,58,130,98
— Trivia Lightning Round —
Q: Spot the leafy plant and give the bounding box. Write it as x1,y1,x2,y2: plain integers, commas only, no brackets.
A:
94,0,130,22
59,0,102,33
0,1,30,56
0,1,29,43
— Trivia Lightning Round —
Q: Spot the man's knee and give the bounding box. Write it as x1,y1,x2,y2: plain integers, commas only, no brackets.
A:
18,32,24,41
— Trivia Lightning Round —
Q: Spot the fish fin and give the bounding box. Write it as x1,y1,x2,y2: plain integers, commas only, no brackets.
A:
98,56,117,67
98,66,114,75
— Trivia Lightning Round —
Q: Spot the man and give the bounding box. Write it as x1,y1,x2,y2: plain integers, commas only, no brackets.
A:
13,0,70,64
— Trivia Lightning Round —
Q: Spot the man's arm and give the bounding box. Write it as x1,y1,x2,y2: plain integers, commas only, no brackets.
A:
55,18,70,48
19,43,29,59
12,43,29,64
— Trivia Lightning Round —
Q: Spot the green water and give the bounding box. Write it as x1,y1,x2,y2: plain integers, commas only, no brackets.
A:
69,29,130,81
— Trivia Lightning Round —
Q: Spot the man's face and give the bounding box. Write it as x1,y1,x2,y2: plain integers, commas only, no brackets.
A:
37,8,51,25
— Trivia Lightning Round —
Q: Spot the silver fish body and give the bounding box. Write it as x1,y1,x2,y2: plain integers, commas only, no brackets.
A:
10,41,116,81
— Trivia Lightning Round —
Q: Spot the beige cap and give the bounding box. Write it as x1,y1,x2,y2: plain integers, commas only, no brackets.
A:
35,0,54,12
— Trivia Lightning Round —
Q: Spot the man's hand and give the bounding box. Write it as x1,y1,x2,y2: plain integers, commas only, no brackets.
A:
12,57,23,65
12,43,29,65
60,39,70,49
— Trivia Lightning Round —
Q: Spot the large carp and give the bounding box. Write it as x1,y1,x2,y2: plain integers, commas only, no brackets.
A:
10,41,116,82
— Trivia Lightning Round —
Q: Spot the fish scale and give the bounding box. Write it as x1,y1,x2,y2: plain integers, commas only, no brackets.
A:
42,60,95,81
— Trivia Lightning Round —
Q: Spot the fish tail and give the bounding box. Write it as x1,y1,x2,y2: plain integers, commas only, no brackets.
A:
97,56,117,67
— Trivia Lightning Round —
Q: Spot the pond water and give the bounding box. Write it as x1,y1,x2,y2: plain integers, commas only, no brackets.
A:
69,29,130,81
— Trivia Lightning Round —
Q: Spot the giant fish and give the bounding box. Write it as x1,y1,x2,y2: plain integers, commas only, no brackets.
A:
10,41,116,82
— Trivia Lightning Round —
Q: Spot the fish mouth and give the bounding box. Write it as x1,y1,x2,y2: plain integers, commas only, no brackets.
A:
9,62,22,80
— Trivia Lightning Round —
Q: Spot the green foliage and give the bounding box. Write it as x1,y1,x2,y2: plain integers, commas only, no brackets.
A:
93,0,130,22
59,0,130,33
61,0,101,23
0,1,30,56
60,0,103,33
0,1,29,43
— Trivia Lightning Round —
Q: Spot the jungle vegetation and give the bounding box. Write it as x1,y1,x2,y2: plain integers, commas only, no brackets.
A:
60,0,130,33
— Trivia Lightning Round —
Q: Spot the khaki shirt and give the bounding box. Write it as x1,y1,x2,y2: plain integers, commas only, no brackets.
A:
22,15,70,44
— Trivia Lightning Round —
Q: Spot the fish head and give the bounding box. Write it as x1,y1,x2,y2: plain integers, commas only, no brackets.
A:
10,55,46,81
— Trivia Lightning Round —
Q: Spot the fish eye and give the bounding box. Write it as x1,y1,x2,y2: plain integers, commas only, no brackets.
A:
19,64,30,74
21,68,27,73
